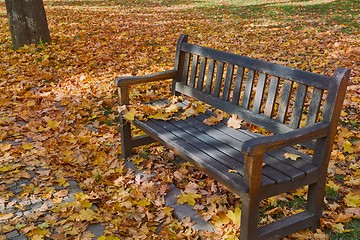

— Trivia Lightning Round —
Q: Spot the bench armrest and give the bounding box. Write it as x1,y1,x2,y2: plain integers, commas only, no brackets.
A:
114,69,177,87
241,122,330,155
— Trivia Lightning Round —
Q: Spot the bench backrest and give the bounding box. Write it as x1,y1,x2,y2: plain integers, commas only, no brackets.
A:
172,35,350,148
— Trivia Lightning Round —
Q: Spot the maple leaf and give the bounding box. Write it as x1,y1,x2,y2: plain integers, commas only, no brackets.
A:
43,116,60,130
165,103,179,113
212,212,230,227
177,193,202,206
79,208,96,221
284,152,301,161
344,192,360,207
226,208,241,226
343,140,354,153
203,115,222,126
182,106,198,117
22,142,34,150
227,114,242,129
123,109,136,121
327,180,340,191
0,213,14,221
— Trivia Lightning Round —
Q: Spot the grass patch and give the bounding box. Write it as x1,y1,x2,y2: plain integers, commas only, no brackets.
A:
329,218,360,240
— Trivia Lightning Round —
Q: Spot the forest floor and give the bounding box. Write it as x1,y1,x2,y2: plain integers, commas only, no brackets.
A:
0,0,359,239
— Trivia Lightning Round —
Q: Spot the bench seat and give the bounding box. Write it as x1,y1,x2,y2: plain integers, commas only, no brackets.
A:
134,100,319,199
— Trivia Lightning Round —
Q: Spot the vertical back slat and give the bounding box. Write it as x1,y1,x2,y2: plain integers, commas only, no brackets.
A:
264,76,279,117
197,57,207,90
212,61,224,97
222,64,234,101
204,59,215,94
232,67,244,105
181,53,191,84
306,88,323,125
276,81,293,123
290,84,307,128
189,55,199,88
242,70,255,109
253,73,267,113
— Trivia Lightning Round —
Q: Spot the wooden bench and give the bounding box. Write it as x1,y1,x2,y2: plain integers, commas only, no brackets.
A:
114,34,350,240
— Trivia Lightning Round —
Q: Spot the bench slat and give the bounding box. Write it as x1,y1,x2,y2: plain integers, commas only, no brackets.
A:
197,57,207,91
182,52,191,85
306,88,323,126
242,70,255,109
212,61,224,97
204,59,215,94
223,64,234,101
264,76,279,118
253,73,267,113
189,54,199,88
276,80,293,123
232,67,244,105
290,83,307,128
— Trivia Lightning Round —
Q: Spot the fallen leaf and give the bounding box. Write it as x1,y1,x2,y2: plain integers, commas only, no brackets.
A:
284,152,301,161
177,193,202,206
227,114,242,129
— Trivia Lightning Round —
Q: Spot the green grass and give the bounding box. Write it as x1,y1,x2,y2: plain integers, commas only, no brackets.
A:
329,218,360,240
196,0,359,32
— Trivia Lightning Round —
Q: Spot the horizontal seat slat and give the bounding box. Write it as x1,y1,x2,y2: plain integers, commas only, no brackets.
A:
169,118,275,186
134,119,249,195
192,117,305,180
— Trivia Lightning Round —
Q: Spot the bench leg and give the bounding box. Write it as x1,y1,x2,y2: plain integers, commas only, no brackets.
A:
306,180,326,230
240,195,260,240
120,115,133,158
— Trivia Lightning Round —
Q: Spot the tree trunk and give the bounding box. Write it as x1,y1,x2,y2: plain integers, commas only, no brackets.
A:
5,0,51,50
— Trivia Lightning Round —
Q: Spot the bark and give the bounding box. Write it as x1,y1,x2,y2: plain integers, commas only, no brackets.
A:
5,0,51,50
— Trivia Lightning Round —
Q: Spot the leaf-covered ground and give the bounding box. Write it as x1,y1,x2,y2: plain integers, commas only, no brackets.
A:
0,0,359,239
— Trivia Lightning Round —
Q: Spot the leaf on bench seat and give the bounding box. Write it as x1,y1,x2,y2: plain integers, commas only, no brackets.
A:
177,192,202,206
284,152,301,161
227,114,242,129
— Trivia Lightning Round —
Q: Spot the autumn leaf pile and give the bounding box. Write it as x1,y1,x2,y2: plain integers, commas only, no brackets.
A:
0,0,359,239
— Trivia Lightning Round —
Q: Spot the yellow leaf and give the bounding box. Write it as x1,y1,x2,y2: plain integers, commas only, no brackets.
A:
0,142,11,152
343,140,354,154
344,192,360,207
98,236,120,240
44,117,60,129
135,199,151,207
148,112,170,120
226,208,241,226
165,104,179,113
212,212,230,227
0,213,14,221
203,115,222,126
79,208,95,221
22,142,34,150
123,109,136,121
227,114,242,129
182,106,198,117
327,180,340,191
195,103,206,114
177,193,202,206
284,152,300,161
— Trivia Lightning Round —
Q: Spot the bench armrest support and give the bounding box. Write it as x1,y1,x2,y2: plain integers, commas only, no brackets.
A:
114,69,177,87
241,122,330,155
